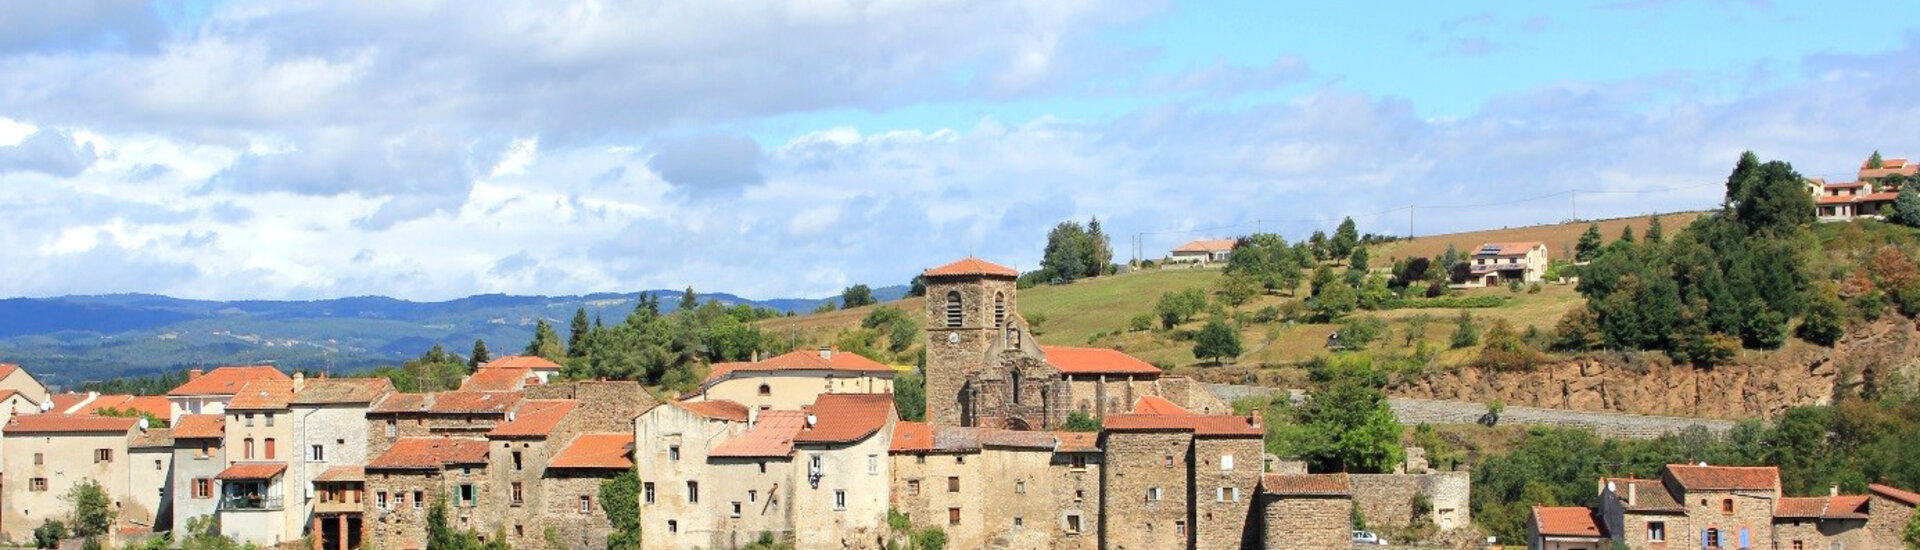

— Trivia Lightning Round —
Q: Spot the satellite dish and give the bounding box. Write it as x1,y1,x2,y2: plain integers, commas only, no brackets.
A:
805,414,818,427
39,400,52,412
137,417,151,431
1606,481,1617,493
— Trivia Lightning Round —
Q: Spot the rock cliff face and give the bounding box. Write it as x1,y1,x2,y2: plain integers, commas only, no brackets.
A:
1390,318,1920,420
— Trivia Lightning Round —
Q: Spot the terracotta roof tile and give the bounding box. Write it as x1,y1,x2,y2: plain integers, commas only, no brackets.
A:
1602,478,1683,512
167,366,290,396
369,392,429,414
1776,495,1870,520
1173,239,1237,253
292,378,393,404
226,380,296,410
172,414,224,439
1824,181,1866,189
1054,432,1101,453
482,356,563,371
1262,473,1352,496
0,364,16,378
1870,484,1920,506
1104,410,1262,437
890,421,933,452
1532,506,1606,538
1043,346,1163,376
459,367,537,392
130,427,173,448
217,462,287,480
487,400,577,438
711,410,807,458
1130,395,1188,415
923,258,1019,278
431,391,522,413
315,465,364,483
674,399,750,422
548,433,634,469
4,413,139,434
124,396,171,419
1474,242,1547,257
49,393,91,414
368,437,490,469
701,348,893,386
794,393,893,444
1665,464,1778,492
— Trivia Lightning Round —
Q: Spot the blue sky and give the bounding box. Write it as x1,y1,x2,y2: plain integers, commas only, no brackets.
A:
0,0,1914,300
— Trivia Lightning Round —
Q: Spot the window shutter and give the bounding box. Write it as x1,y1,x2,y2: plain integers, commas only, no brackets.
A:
1739,528,1749,548
1701,529,1709,548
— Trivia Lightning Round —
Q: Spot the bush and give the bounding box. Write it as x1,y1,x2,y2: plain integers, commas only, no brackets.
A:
1798,290,1845,346
1424,281,1447,298
1128,314,1153,332
1252,305,1282,323
1508,280,1523,293
1476,319,1542,371
912,527,949,550
32,520,65,549
1449,310,1481,349
1527,282,1543,294
1062,411,1100,432
1337,316,1387,350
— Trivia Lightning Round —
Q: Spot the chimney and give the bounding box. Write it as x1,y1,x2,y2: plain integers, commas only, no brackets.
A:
292,372,305,392
818,346,833,360
1628,482,1637,506
1830,484,1840,497
189,369,204,381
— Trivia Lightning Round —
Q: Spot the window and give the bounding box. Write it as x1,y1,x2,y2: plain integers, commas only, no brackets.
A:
1007,326,1021,349
993,292,1006,327
1147,487,1161,501
1221,454,1234,471
1013,516,1023,528
1074,489,1085,502
29,478,47,492
245,413,255,427
1071,455,1087,470
1065,514,1082,534
916,455,926,465
758,384,771,396
155,459,163,471
1706,528,1721,548
907,480,920,496
1722,498,1734,515
945,292,963,327
579,495,592,514
95,448,113,463
264,438,276,459
955,455,965,464
193,478,213,499
1010,368,1022,403
264,413,274,427
312,444,325,461
1647,522,1665,542
643,483,655,504
514,525,524,537
244,438,255,459
687,481,699,503
510,483,524,507
948,476,960,492
730,501,742,518
835,490,847,511
1738,527,1750,549
667,520,677,533
1164,454,1174,467
868,454,878,475
669,445,680,461
1015,480,1026,494
385,419,397,437
377,492,388,509
947,507,960,525
199,441,213,457
511,451,522,470
748,490,757,503
1792,542,1804,550
413,491,424,508
458,484,476,507
1175,521,1187,537
33,452,43,465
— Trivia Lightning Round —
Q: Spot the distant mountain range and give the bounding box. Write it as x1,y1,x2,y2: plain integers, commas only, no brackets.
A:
0,286,907,389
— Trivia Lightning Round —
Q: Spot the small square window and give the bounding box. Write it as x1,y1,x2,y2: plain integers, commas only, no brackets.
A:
835,490,847,511
730,502,742,518
948,507,960,525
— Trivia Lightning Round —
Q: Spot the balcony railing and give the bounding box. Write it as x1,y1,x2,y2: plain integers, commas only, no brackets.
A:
219,496,283,511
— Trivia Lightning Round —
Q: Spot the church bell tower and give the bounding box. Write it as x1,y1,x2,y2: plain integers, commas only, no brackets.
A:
920,258,1020,427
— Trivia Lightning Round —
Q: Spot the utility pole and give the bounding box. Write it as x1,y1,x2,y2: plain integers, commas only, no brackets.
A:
1407,205,1415,241
1570,190,1578,221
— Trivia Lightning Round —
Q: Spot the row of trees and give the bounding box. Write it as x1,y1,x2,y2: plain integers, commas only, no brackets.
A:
1034,217,1115,284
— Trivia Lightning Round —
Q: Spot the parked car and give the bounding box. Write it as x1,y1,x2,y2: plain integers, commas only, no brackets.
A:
1352,530,1387,545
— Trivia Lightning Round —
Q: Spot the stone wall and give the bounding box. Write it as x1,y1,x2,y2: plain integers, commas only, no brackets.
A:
365,470,439,550
489,437,555,549
1866,492,1915,550
1679,488,1774,550
924,274,1017,427
1348,472,1471,532
1191,437,1262,550
1261,495,1350,550
1048,452,1101,550
538,470,619,550
790,434,892,550
1100,431,1192,550
1206,384,1735,439
1065,377,1159,418
1772,518,1867,550
524,381,654,430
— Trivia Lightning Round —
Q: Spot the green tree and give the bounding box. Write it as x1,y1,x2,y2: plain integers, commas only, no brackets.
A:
1310,264,1337,296
1798,287,1845,347
840,284,877,308
1193,319,1243,364
568,308,591,358
1617,225,1635,244
65,480,112,538
1040,218,1114,281
1348,245,1369,271
602,470,642,550
1224,233,1303,293
1292,372,1404,473
1449,310,1480,349
1215,273,1260,307
1331,217,1360,260
1575,223,1604,262
1308,230,1330,261
1155,288,1208,329
1062,411,1101,432
526,320,566,360
893,369,926,422
1646,215,1665,243
1894,180,1920,227
1310,280,1359,322
1868,150,1884,170
32,520,65,549
468,339,490,371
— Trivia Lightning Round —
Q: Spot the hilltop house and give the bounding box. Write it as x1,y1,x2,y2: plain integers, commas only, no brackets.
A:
1811,154,1913,221
1466,242,1549,286
1169,239,1236,265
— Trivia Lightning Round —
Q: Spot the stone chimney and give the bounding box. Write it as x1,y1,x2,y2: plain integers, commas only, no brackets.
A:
1628,482,1638,506
189,369,204,381
1830,484,1840,497
818,346,833,360
292,372,305,392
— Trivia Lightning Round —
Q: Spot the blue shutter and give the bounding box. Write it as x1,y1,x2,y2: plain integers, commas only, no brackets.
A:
1739,528,1749,548
1701,529,1709,548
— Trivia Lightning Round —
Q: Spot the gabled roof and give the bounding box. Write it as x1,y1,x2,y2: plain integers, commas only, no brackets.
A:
52,393,172,418
226,379,296,410
794,393,893,444
1103,401,1263,437
1824,181,1866,189
548,433,635,469
368,437,490,469
1262,473,1351,496
701,348,894,386
482,356,563,371
292,378,393,405
1130,395,1188,415
1665,464,1778,492
1173,239,1237,253
1473,242,1547,257
1042,346,1163,376
1532,506,1607,538
711,410,807,458
4,413,139,434
673,400,750,423
1602,478,1683,512
167,366,290,396
370,391,522,415
1054,432,1101,453
890,421,933,452
314,466,364,483
1871,484,1920,506
1775,496,1869,520
172,415,224,439
459,366,537,392
123,396,171,418
217,462,287,480
487,400,578,438
923,258,1018,278
130,427,173,449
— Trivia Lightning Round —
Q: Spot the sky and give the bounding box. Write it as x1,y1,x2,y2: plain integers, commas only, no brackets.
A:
1,0,1916,301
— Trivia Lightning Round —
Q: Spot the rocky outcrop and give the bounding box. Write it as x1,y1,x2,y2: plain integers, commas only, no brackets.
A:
1391,318,1920,420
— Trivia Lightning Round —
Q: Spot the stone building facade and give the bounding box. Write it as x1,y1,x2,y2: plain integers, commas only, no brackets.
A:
169,414,226,532
1098,397,1264,550
127,428,174,532
364,437,493,550
1259,474,1353,550
1348,471,1472,532
0,415,141,542
1867,484,1918,550
1575,464,1920,550
888,422,1103,549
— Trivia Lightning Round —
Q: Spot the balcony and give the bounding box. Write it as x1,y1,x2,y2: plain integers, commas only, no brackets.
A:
314,500,362,514
219,495,284,511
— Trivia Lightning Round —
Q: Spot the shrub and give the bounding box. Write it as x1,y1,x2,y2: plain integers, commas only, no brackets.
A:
1476,319,1543,371
1337,316,1387,350
1062,411,1100,432
1424,281,1447,298
32,520,65,550
1798,290,1845,346
1527,282,1543,294
1508,280,1523,293
1129,314,1153,332
1449,310,1481,349
1252,305,1282,323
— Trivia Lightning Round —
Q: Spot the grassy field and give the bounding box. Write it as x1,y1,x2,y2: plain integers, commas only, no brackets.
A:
761,211,1697,372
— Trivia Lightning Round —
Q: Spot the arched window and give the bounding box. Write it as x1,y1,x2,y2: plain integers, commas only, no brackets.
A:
1011,368,1023,404
993,292,1007,327
758,384,772,397
944,291,963,327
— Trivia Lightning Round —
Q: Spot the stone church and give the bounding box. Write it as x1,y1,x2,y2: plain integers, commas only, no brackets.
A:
920,258,1226,430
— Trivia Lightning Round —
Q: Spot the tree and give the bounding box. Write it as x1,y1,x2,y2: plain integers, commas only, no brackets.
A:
679,287,698,311
467,339,490,371
907,275,927,297
1646,215,1665,243
32,520,66,549
1215,273,1260,308
1798,287,1845,347
1575,223,1604,262
602,470,642,550
1895,180,1920,227
840,284,877,308
568,308,591,358
1155,288,1208,329
1308,230,1329,261
1062,411,1101,432
1193,319,1243,364
1293,373,1404,473
525,320,565,360
1349,246,1370,272
893,369,926,422
1868,150,1885,170
1309,264,1337,296
1331,217,1360,260
1040,218,1113,281
1449,310,1481,349
1085,217,1114,275
1310,280,1359,322
65,480,112,538
1224,233,1302,293
1617,225,1635,244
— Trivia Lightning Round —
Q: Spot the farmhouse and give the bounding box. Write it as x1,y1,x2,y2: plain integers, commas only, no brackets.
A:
1466,242,1549,286
1169,239,1235,265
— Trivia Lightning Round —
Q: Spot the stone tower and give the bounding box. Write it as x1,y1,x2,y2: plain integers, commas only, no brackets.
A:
921,258,1021,427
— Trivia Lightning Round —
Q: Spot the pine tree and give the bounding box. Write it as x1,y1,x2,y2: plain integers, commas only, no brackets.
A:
679,287,697,311
526,320,564,360
1331,217,1360,260
1868,150,1884,170
468,339,490,371
1646,215,1664,243
1618,225,1635,244
568,308,591,358
1575,223,1604,262
1893,179,1920,227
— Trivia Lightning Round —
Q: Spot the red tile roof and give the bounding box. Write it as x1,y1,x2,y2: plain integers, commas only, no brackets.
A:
1818,194,1861,205
482,356,563,371
1665,464,1778,492
172,414,224,439
1775,495,1870,520
1173,239,1237,253
130,427,173,448
1130,395,1188,415
1104,409,1263,437
124,396,171,419
1863,157,1911,169
711,410,807,458
1262,473,1352,496
923,258,1019,278
4,413,139,434
49,392,91,414
1054,432,1101,453
314,466,364,483
487,400,578,438
460,366,537,392
216,462,287,480
701,348,894,386
292,378,393,404
1602,478,1683,512
890,421,933,452
371,391,523,414
1871,484,1920,506
674,399,750,422
794,393,893,444
52,393,168,418
548,433,635,469
1474,242,1547,257
226,380,296,410
1532,506,1606,538
1824,181,1866,189
368,437,490,469
0,364,17,378
1043,346,1163,376
167,366,290,396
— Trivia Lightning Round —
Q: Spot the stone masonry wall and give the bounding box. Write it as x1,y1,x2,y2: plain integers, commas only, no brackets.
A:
1349,472,1471,532
1679,489,1774,550
924,274,1017,427
1262,495,1350,550
1101,431,1192,550
1192,437,1262,550
539,471,618,550
1205,384,1735,440
1049,452,1101,550
1867,493,1914,550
